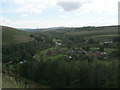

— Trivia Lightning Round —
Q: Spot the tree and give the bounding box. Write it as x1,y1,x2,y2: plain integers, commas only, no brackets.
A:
99,46,104,52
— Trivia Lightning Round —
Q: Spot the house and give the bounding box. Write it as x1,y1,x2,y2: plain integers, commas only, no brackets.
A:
101,52,107,55
19,60,26,64
69,56,72,59
97,52,107,59
56,42,62,47
19,61,23,64
104,41,112,44
88,51,106,59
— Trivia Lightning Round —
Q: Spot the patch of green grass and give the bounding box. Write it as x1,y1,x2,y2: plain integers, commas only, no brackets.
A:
34,47,68,61
47,54,67,60
90,48,99,50
39,47,56,54
101,34,118,36
33,47,56,60
87,34,117,38
62,47,67,50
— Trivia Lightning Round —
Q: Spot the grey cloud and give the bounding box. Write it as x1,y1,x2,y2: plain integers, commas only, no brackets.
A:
57,2,83,12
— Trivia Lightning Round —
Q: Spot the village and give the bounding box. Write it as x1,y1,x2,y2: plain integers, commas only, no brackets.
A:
33,38,115,63
4,37,116,65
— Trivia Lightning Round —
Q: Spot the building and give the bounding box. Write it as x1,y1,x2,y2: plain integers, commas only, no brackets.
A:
104,41,112,44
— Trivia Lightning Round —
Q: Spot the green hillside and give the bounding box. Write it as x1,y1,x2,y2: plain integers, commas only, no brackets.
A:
38,26,118,42
2,26,34,45
67,26,118,41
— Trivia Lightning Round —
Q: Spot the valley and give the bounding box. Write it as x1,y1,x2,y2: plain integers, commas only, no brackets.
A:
2,25,119,88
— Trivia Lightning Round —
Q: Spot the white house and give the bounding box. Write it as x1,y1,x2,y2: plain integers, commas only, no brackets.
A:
104,41,112,44
56,42,62,47
69,56,72,59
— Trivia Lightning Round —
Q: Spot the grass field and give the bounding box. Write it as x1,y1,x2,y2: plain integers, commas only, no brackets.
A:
2,26,34,45
85,34,117,41
65,26,118,41
67,26,118,36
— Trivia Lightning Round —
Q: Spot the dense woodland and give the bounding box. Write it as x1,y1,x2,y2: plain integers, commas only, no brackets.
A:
2,26,119,88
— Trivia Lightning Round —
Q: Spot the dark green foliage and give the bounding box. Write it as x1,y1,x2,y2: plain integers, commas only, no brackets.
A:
82,46,90,51
109,50,120,58
2,40,54,63
112,36,119,42
13,59,118,88
99,46,104,52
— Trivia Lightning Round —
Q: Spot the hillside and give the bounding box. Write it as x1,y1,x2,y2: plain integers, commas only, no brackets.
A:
2,69,47,88
66,26,118,41
2,26,34,45
41,25,118,42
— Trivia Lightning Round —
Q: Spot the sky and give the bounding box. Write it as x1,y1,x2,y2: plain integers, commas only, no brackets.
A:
0,0,119,28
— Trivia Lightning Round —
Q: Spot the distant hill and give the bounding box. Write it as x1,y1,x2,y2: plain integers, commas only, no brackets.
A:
2,26,34,45
18,26,69,32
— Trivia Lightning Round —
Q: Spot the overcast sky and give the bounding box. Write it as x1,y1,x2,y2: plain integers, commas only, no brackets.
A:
0,0,119,28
